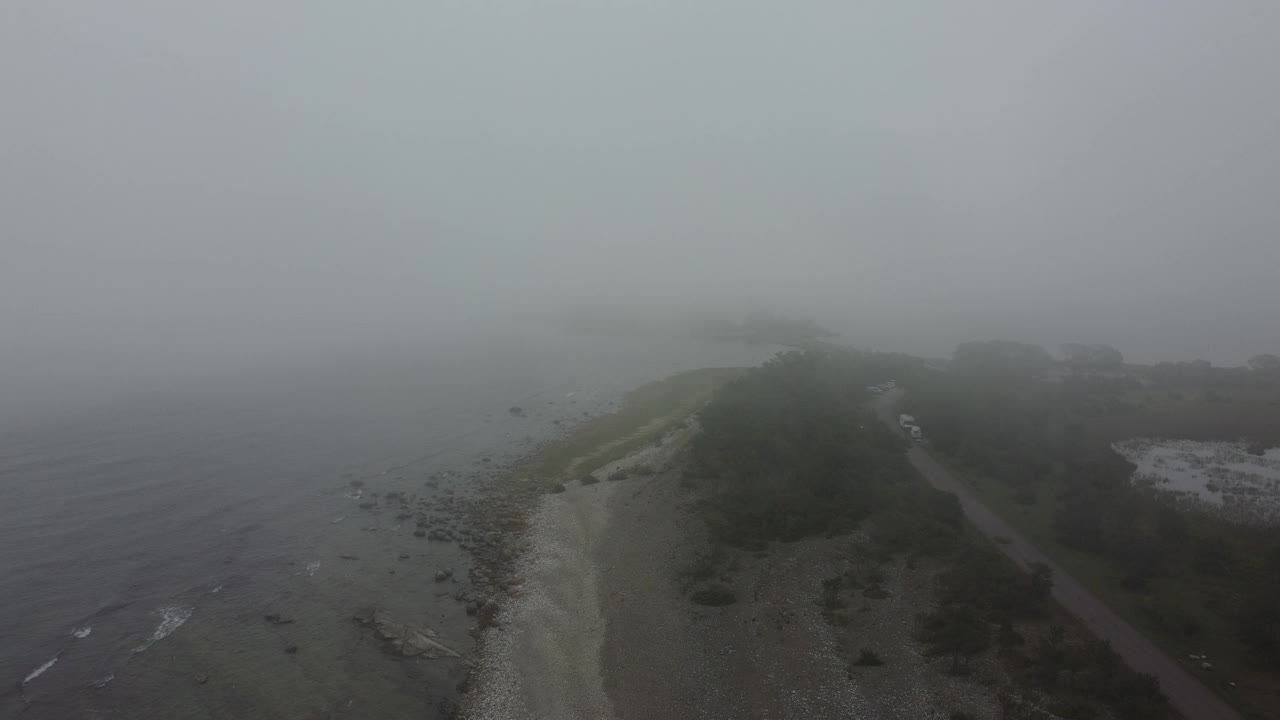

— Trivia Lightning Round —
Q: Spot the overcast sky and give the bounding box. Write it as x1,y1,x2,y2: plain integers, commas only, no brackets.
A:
4,1,1279,412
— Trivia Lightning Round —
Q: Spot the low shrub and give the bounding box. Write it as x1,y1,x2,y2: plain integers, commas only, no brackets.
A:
681,547,728,585
823,611,852,627
690,584,737,606
854,648,884,666
819,576,846,609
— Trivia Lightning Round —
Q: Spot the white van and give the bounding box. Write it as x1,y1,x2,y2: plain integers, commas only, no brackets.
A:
898,413,915,428
909,426,923,441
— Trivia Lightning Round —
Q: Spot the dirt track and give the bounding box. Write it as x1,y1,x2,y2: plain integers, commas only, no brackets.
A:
875,391,1241,720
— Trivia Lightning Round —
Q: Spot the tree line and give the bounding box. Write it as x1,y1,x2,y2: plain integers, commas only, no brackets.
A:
904,339,1280,676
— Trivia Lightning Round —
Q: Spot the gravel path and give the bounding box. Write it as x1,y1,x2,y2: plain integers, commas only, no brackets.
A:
465,441,679,720
875,390,1242,720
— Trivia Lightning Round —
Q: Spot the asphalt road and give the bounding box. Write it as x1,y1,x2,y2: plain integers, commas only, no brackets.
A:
874,391,1242,720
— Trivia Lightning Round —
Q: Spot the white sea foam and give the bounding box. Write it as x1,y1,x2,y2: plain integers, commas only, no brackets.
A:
305,560,321,576
71,625,92,638
211,585,223,594
331,515,346,523
133,606,193,652
23,656,58,684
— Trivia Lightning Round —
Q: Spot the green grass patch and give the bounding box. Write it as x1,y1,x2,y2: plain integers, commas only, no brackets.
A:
516,367,748,482
823,611,853,627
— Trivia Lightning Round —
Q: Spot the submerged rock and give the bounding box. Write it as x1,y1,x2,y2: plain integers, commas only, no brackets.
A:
353,608,460,658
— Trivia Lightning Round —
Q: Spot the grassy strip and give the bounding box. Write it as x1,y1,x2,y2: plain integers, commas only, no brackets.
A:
516,367,748,484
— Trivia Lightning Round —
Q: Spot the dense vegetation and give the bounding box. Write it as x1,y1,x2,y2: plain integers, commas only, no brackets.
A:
692,349,928,546
902,339,1280,716
689,348,1171,718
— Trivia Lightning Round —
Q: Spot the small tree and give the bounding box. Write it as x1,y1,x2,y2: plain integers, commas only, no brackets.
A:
920,604,991,673
1028,562,1053,604
819,576,846,609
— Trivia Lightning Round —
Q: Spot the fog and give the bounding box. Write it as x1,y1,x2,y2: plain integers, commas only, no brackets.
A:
4,1,1279,417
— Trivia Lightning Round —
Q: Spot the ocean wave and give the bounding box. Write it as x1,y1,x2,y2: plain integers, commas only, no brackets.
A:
133,606,193,653
71,625,92,638
23,655,59,684
211,584,223,594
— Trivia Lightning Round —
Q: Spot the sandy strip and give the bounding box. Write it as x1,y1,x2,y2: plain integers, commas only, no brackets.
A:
465,476,619,720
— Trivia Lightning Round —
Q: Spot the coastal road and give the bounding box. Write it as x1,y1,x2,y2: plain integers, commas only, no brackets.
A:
875,391,1242,720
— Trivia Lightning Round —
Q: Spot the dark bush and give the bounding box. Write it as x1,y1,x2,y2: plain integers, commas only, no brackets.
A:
690,584,737,606
853,648,883,666
819,576,846,609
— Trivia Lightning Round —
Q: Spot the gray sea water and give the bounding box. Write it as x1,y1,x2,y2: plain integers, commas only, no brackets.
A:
0,327,780,719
